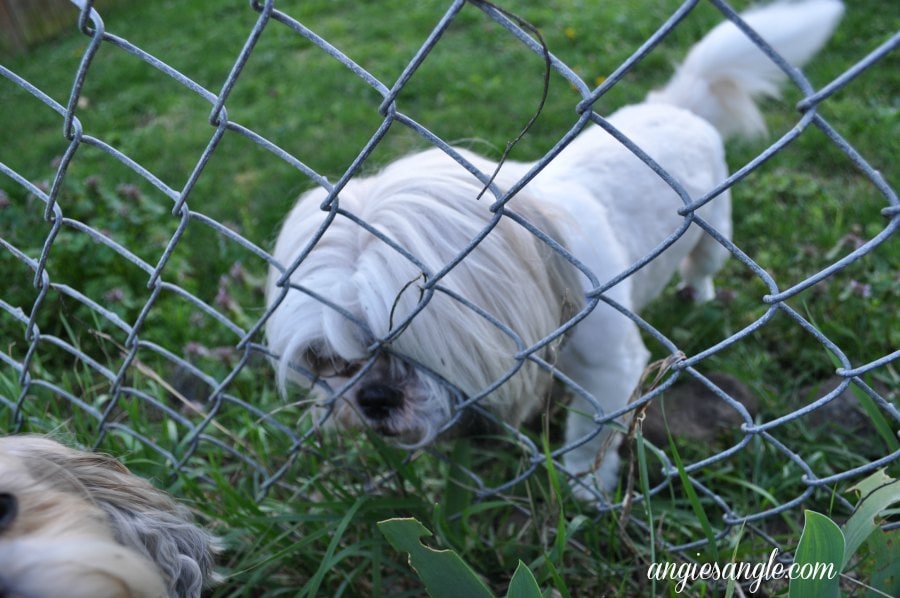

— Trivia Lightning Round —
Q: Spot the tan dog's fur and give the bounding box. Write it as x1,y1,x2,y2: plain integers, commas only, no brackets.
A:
0,435,217,598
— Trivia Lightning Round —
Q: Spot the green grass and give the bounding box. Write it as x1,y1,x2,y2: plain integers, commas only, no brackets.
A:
1,0,898,595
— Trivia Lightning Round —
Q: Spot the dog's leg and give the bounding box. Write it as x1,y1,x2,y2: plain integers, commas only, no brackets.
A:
678,194,732,302
560,304,649,501
677,232,727,301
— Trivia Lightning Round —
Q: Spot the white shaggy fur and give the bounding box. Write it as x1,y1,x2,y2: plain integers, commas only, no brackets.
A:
0,435,218,597
265,1,843,499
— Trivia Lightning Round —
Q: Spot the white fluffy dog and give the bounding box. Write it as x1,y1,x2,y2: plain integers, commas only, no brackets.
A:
0,435,217,597
265,1,844,499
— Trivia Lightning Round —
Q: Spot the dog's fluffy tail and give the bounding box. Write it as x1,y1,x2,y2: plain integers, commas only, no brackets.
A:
648,0,844,139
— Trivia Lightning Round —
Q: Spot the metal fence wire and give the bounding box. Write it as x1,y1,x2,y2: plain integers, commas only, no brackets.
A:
1,0,898,556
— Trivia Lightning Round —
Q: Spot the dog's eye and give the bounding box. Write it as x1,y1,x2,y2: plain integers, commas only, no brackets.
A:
0,493,17,533
304,349,331,374
304,350,361,378
332,362,362,378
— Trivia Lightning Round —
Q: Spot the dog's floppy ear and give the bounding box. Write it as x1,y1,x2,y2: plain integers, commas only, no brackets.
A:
97,481,220,598
3,436,219,597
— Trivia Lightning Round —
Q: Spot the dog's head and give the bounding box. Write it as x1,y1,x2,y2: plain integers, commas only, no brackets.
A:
0,435,218,598
266,148,581,446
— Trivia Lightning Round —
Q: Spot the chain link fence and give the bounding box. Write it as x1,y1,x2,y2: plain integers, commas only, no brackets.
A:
1,0,897,559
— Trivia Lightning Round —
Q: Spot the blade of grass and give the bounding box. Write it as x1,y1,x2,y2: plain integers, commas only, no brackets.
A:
666,430,720,563
303,496,368,597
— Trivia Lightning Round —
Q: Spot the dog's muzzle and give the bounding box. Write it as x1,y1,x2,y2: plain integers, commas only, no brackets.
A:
356,384,404,421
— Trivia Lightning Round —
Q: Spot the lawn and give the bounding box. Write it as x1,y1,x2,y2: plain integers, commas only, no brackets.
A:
0,0,897,595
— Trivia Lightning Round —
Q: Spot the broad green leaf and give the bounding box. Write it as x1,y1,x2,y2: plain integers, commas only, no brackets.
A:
378,517,493,598
789,510,843,598
506,560,542,598
843,469,900,568
865,527,900,597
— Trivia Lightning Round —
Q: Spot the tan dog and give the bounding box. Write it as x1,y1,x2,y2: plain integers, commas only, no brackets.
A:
0,435,218,598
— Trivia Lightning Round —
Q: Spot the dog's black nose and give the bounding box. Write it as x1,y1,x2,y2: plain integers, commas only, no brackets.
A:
0,493,17,533
357,384,404,421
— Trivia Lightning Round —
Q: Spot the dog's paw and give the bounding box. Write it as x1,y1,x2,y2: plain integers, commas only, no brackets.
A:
677,278,715,303
565,452,621,506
